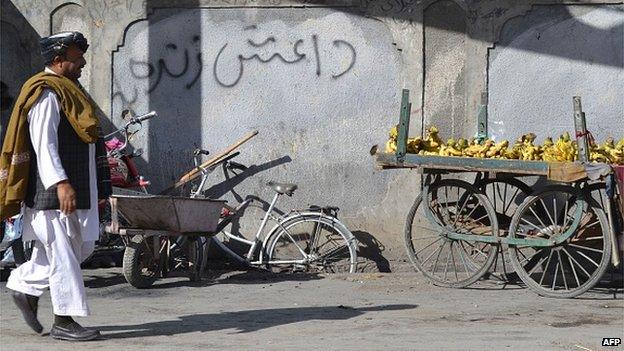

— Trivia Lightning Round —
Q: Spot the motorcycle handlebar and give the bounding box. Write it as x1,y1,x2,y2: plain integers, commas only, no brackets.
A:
133,111,157,123
103,110,157,139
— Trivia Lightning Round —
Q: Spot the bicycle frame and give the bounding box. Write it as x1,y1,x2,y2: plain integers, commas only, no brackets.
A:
189,151,354,269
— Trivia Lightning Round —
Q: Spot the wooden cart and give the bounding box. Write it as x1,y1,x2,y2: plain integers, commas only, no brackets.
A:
375,90,622,298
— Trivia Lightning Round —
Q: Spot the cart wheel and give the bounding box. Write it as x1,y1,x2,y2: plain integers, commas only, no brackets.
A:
404,179,499,288
475,178,532,282
123,235,162,288
508,185,612,298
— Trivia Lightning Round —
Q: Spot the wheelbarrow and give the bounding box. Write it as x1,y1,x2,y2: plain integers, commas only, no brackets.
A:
109,194,226,288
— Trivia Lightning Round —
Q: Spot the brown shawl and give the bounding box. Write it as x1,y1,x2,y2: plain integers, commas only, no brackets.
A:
0,72,99,220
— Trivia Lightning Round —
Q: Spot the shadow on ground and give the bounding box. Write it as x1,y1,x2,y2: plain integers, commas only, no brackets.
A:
93,304,418,339
352,231,391,273
83,266,326,290
459,272,623,300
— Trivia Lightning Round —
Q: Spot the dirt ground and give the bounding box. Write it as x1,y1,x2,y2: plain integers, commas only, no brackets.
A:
1,267,623,351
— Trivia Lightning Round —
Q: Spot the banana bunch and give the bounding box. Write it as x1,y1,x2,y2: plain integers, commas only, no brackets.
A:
385,125,424,154
385,124,624,165
590,137,624,164
385,125,398,153
522,133,542,160
463,139,495,158
417,126,444,155
439,138,463,156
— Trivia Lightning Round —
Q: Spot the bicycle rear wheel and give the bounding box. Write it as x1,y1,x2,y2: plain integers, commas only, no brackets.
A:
266,215,357,273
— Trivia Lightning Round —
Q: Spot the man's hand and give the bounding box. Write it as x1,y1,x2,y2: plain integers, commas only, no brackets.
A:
57,180,76,215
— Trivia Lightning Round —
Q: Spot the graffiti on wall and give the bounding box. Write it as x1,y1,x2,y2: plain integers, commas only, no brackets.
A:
213,25,356,87
129,35,202,92
122,24,357,93
360,0,419,14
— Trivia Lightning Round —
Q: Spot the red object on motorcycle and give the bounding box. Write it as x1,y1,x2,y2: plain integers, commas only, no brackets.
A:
105,136,149,190
108,156,130,187
125,156,140,178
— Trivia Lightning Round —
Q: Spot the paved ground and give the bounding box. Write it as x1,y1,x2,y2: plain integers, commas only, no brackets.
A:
1,267,623,351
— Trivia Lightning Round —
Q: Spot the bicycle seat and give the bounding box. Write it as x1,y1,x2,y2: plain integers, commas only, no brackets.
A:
267,181,298,196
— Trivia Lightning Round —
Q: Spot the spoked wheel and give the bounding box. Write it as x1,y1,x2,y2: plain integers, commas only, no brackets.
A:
266,215,357,274
123,235,164,288
404,179,499,288
584,182,622,233
508,185,612,298
475,177,532,281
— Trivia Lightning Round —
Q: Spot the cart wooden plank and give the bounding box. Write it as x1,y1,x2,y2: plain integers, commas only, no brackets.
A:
376,152,548,173
375,151,591,182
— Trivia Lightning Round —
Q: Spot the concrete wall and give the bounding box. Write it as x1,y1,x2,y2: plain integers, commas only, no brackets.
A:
0,1,42,140
423,0,468,140
3,0,623,271
489,4,624,142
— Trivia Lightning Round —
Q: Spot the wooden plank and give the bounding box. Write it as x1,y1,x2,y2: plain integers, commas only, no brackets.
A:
375,152,552,176
161,130,258,193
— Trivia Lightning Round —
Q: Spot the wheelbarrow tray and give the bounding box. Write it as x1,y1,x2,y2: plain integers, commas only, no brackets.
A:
110,195,226,233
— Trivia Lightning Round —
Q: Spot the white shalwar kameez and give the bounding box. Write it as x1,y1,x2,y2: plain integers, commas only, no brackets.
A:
7,69,99,317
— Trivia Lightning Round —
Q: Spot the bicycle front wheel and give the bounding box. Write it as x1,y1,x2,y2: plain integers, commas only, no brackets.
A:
266,215,357,274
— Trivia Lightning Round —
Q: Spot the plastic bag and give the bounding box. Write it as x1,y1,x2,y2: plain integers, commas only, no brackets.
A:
0,214,23,265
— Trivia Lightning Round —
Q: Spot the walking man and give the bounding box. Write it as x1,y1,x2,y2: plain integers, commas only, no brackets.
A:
0,31,111,341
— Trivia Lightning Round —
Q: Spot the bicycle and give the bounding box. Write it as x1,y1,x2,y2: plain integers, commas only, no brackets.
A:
118,142,358,288
188,148,359,274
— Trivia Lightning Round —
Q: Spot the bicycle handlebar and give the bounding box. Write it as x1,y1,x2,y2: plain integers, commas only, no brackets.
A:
193,149,210,156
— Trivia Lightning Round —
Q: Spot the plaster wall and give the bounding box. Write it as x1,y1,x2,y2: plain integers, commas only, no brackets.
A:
3,0,623,270
0,1,42,140
489,4,624,143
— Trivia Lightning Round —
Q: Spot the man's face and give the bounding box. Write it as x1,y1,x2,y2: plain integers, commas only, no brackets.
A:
55,44,86,80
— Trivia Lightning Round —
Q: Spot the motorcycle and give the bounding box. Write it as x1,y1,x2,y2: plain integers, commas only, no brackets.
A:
105,110,154,193
85,109,156,268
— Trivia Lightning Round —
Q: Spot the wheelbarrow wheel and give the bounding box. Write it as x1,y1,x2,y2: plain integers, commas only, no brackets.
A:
508,185,612,298
405,179,499,288
123,235,161,288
